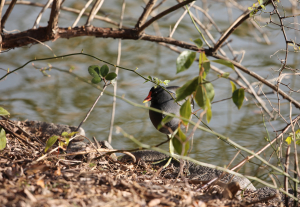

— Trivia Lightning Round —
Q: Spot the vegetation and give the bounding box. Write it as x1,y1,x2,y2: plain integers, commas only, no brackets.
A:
0,0,299,206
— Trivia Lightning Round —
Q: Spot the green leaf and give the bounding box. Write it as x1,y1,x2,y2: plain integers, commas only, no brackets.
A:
45,135,58,152
219,72,230,78
193,38,203,48
105,72,117,80
100,65,109,77
67,132,77,138
232,88,245,109
65,138,70,146
176,77,198,102
157,115,174,130
285,136,292,145
91,77,102,84
205,82,215,102
0,128,6,150
173,128,189,156
88,65,101,77
206,97,212,123
211,59,235,70
0,107,10,116
61,132,69,137
180,99,192,125
194,82,214,110
194,84,206,110
230,81,237,93
199,53,210,79
176,51,196,74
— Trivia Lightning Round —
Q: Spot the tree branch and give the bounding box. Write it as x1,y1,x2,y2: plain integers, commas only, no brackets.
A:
138,0,195,34
1,0,16,31
212,53,300,109
135,0,158,29
213,0,271,53
47,0,62,39
86,0,104,26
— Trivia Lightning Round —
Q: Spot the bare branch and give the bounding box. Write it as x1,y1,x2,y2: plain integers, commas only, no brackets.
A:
47,0,62,38
138,0,195,34
33,0,53,29
72,0,93,28
231,114,300,171
108,0,126,144
0,0,5,50
86,0,105,26
213,0,271,53
212,53,300,109
5,1,120,27
135,0,158,29
1,0,17,31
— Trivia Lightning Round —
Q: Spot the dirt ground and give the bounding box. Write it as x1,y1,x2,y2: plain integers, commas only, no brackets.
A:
0,119,287,207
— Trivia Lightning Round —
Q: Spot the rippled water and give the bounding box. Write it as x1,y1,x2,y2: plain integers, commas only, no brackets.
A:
1,0,299,187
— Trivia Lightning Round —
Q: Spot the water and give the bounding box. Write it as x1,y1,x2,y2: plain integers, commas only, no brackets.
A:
1,0,299,188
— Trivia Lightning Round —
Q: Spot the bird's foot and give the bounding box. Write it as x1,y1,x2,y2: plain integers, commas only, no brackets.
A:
152,156,180,168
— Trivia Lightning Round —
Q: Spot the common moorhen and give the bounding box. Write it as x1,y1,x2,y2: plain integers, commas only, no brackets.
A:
143,85,191,167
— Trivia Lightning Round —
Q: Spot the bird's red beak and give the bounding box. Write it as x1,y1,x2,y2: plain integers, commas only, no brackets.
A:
143,91,152,103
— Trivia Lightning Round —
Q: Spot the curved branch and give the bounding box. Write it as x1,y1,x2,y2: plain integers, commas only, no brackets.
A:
213,0,272,53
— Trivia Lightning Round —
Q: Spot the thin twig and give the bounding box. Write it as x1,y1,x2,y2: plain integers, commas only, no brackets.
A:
231,114,300,172
0,0,6,34
284,145,291,207
169,2,195,38
1,0,17,31
7,1,121,27
138,0,194,34
72,0,93,28
86,0,104,26
108,0,125,143
33,0,53,29
77,82,109,131
135,0,158,29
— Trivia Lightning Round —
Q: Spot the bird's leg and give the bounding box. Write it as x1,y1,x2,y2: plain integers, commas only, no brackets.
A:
152,131,180,168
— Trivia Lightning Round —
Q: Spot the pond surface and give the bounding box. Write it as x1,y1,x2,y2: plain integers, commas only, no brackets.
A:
1,0,299,188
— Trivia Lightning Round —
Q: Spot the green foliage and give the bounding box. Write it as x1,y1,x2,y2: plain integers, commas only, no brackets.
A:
88,65,102,84
157,115,174,130
232,88,245,109
105,72,117,80
172,128,189,156
218,72,230,79
0,107,10,116
211,59,235,70
199,52,210,79
0,128,6,150
144,76,170,86
206,98,212,123
44,131,76,152
193,38,203,48
230,81,237,93
44,135,58,152
248,0,266,17
285,129,300,145
88,64,117,83
176,77,198,102
100,65,109,77
180,98,192,125
176,51,196,74
194,81,214,123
